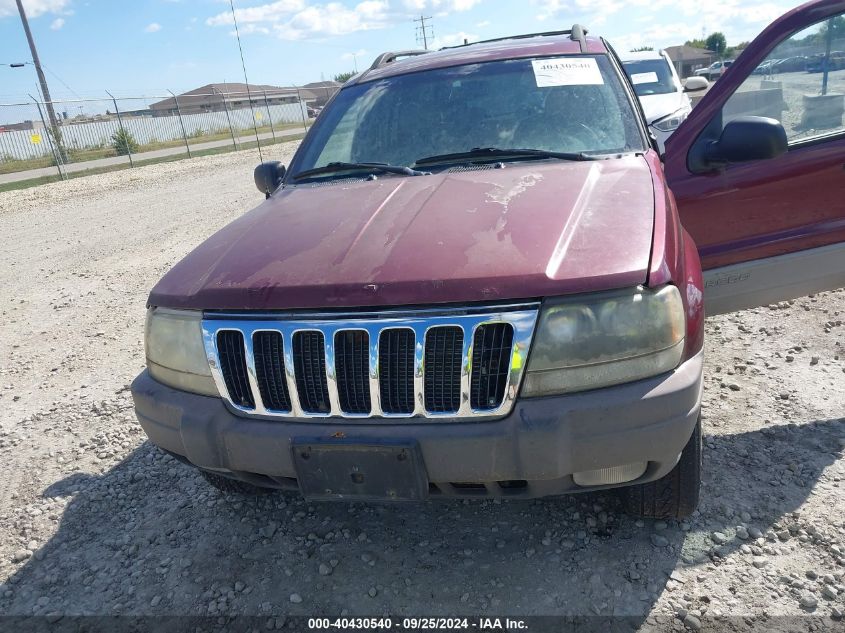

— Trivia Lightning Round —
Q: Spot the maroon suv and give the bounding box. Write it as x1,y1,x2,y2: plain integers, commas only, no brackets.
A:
133,0,845,518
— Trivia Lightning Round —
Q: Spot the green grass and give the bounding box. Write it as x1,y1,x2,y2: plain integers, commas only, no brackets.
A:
0,134,305,194
0,155,56,174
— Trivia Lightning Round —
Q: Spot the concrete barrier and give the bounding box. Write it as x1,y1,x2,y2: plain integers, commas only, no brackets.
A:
800,93,844,130
723,88,786,123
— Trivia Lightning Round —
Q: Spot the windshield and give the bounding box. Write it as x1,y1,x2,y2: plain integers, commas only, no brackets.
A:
291,55,645,174
622,59,678,96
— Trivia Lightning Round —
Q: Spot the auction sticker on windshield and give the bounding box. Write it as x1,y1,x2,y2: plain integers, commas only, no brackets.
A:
531,57,604,87
630,71,659,84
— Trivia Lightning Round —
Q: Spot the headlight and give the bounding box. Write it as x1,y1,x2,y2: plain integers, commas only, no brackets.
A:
145,307,218,396
652,108,689,132
522,285,685,396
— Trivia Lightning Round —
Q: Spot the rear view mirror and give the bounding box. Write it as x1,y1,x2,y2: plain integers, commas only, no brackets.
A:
254,161,286,198
684,76,709,92
706,116,787,165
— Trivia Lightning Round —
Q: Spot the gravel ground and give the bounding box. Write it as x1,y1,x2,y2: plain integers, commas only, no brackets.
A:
736,67,845,141
0,143,843,631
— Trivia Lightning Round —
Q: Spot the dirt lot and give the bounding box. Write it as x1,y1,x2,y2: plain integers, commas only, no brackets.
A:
0,143,843,631
733,67,845,141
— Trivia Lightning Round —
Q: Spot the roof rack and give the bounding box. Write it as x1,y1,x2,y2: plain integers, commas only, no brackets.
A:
570,24,588,51
368,50,430,70
443,24,589,53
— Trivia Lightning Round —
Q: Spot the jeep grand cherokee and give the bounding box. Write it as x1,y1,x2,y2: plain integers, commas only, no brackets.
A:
133,4,845,518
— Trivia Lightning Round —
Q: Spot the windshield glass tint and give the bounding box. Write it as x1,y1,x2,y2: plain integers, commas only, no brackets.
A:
622,59,678,96
293,55,644,172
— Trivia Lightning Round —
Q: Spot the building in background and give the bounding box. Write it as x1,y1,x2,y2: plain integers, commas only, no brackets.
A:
664,45,716,78
303,80,342,108
148,83,316,117
0,119,44,132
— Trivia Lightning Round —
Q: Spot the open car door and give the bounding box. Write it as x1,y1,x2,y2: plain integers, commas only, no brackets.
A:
664,0,845,315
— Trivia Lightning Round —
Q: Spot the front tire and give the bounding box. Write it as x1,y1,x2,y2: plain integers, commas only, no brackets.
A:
621,415,701,519
201,470,273,495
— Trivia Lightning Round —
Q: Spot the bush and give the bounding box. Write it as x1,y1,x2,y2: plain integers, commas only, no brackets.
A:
111,127,139,155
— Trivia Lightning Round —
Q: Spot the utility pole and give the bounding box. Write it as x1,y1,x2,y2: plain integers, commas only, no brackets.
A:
414,15,434,50
16,0,61,139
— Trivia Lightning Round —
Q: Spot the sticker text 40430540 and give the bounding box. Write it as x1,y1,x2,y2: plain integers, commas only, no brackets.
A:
531,57,604,87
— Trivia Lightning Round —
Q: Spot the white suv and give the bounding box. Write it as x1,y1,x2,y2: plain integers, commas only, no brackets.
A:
694,60,733,80
621,50,700,152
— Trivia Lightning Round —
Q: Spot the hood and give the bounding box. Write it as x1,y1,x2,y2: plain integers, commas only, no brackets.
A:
638,91,690,125
149,156,656,311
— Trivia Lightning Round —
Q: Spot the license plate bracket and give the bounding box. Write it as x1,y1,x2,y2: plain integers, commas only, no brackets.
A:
292,441,428,501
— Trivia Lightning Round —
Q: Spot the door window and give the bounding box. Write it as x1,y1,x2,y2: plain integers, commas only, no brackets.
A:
722,14,845,145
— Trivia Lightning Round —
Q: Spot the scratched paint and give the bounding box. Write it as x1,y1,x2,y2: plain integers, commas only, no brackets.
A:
485,173,544,211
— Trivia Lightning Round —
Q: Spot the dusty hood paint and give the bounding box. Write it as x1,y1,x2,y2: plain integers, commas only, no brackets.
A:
149,156,656,310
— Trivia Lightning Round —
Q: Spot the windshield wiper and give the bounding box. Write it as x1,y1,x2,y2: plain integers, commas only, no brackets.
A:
292,161,429,180
413,147,594,166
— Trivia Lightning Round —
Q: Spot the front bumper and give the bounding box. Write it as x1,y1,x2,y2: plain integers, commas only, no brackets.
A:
131,351,703,499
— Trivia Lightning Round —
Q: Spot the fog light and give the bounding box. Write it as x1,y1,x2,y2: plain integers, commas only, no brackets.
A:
573,462,647,486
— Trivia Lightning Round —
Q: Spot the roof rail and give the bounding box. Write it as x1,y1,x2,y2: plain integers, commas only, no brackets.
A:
368,50,430,70
441,24,589,52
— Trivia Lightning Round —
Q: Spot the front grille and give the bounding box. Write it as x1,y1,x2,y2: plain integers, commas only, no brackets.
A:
293,331,330,413
216,330,254,409
471,323,514,410
378,329,415,414
253,331,291,411
205,304,538,420
424,327,463,413
334,330,371,414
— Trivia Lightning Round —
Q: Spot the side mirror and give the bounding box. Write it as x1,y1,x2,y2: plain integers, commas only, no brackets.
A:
706,116,787,165
683,76,709,92
254,161,286,198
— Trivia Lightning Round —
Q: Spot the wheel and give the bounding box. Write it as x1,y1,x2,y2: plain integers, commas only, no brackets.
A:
621,415,701,519
201,470,273,495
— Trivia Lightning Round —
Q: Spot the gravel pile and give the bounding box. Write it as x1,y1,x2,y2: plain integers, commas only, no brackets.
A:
0,143,842,629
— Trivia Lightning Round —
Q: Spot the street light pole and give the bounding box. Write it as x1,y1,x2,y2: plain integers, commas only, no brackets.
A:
15,0,62,138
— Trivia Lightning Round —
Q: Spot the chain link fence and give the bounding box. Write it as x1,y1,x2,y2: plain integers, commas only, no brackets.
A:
0,89,314,184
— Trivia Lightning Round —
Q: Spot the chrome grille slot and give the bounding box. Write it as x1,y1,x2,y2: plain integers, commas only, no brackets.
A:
334,330,371,414
253,331,291,412
216,330,254,409
424,326,463,413
203,303,539,421
471,323,514,410
293,331,330,414
378,329,415,414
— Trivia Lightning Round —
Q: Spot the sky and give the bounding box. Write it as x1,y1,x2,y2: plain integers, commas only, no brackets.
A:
0,0,801,106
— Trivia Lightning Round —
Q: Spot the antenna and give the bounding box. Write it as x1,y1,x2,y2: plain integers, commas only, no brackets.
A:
414,15,434,50
229,0,264,163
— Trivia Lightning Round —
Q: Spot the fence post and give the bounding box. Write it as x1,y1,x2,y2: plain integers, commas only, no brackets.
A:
167,89,192,159
30,94,64,180
106,90,133,167
263,90,276,142
294,86,308,133
219,89,238,149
